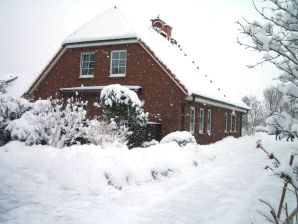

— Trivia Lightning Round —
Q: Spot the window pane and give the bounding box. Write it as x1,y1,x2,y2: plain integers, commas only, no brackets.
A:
84,54,90,61
119,59,126,66
88,68,94,75
119,51,126,59
89,62,95,69
112,60,119,67
82,68,88,75
112,52,119,59
89,54,95,61
82,62,89,69
119,66,125,74
112,67,119,74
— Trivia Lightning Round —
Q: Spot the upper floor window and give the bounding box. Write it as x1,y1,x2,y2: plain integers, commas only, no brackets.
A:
110,50,127,77
190,107,196,134
207,109,212,133
224,112,228,132
199,108,204,133
80,52,95,77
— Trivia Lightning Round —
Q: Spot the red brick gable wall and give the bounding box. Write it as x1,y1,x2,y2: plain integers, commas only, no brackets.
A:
31,43,187,137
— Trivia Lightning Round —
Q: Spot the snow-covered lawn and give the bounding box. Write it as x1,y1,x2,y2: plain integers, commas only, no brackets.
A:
0,134,297,224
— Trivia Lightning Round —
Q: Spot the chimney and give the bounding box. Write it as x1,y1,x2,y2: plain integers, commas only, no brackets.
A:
151,16,176,44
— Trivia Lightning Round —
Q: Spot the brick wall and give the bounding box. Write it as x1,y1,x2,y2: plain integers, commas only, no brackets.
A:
32,43,186,137
31,42,243,144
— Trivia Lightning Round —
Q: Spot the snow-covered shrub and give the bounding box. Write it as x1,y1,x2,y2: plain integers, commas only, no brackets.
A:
100,84,148,126
141,139,159,148
85,119,130,146
99,84,148,148
161,131,197,147
7,98,87,148
0,93,31,145
291,124,298,135
0,80,7,94
265,111,298,135
254,125,269,133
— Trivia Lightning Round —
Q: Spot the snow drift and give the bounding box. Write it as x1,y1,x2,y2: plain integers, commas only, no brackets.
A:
0,141,200,193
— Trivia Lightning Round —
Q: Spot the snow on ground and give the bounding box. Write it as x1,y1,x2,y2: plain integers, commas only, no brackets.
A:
0,134,297,224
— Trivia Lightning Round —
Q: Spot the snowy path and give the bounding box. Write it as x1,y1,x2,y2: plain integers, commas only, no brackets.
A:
0,135,296,224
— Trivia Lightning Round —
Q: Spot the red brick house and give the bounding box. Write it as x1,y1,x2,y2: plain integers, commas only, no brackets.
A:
26,7,249,144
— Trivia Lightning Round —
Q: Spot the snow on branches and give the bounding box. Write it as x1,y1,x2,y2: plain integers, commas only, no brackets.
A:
7,98,88,148
100,84,148,127
237,0,298,101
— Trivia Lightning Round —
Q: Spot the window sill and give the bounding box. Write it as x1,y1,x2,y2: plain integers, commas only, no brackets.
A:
109,74,126,78
79,75,94,79
199,132,204,135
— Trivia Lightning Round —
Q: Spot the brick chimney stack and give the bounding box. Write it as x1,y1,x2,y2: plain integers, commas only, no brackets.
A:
151,17,172,37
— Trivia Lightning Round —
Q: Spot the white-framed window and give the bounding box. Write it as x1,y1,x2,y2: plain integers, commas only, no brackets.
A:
110,50,127,77
190,107,196,134
224,112,228,132
230,113,233,132
234,115,237,132
199,108,204,133
207,109,212,132
80,52,95,77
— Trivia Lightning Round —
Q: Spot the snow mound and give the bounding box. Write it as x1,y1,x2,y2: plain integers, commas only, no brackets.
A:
0,141,200,193
160,131,197,146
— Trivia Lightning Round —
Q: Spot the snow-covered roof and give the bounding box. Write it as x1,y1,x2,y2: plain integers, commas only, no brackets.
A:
63,7,137,45
63,7,249,110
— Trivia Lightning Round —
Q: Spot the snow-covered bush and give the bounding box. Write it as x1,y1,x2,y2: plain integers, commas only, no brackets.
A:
7,98,87,148
100,84,148,147
161,131,197,147
0,93,31,145
141,139,159,148
85,119,130,146
100,84,148,127
254,125,268,133
0,80,7,94
265,111,298,135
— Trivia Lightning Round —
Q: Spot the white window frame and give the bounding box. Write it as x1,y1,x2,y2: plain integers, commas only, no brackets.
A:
234,115,237,132
199,108,204,133
80,52,95,78
207,109,212,132
230,113,233,132
190,107,196,134
110,50,127,77
224,112,228,132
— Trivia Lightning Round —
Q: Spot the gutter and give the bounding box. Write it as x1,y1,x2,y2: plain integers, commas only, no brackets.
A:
186,94,249,113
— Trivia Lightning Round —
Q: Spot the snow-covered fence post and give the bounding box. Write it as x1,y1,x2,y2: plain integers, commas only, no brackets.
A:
256,140,298,223
277,154,295,220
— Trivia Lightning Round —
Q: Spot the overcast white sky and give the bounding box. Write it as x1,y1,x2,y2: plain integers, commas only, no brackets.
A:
0,0,279,98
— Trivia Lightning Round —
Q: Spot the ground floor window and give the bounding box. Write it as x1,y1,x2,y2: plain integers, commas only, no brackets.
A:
207,109,212,133
225,112,228,132
234,115,237,132
230,113,233,132
199,108,204,133
190,107,195,134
